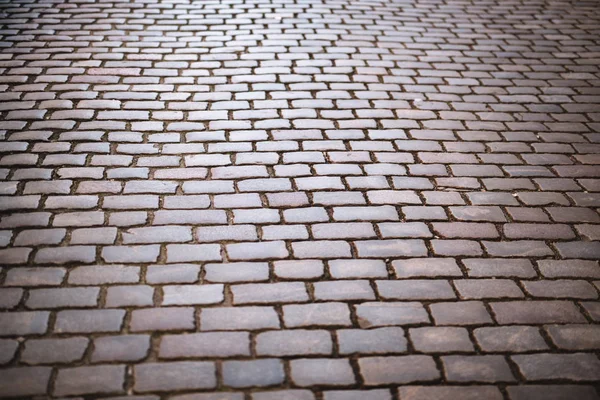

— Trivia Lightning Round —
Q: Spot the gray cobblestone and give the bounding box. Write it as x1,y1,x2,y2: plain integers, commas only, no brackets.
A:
0,312,49,336
442,355,515,383
0,367,52,397
160,332,249,358
256,330,332,356
130,308,195,332
201,306,280,331
284,303,351,327
338,327,407,355
1,0,599,396
511,353,600,381
134,362,216,392
22,337,88,365
92,335,150,362
291,358,355,387
54,310,124,334
358,356,439,385
223,359,284,388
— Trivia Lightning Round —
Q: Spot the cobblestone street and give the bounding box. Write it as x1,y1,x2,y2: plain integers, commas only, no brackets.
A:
0,0,600,398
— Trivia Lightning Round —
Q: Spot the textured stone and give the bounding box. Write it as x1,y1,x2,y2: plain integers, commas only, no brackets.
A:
358,356,439,385
223,359,285,388
291,359,355,387
22,337,89,364
160,332,249,359
512,353,600,381
92,335,150,362
1,2,599,397
0,367,52,397
442,355,516,383
54,365,126,396
134,362,216,392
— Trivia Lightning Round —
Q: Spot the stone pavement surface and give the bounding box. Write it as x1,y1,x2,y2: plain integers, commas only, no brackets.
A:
0,0,600,398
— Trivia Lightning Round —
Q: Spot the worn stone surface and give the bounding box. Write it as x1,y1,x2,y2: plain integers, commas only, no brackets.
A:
0,0,600,397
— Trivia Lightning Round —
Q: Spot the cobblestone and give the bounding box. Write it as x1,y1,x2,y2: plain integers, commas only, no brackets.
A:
92,335,150,363
442,355,515,383
1,0,599,397
291,359,355,387
223,359,285,388
358,356,439,385
21,337,89,365
53,365,126,397
134,362,216,392
410,327,474,353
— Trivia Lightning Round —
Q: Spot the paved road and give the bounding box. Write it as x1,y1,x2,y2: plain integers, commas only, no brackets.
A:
0,0,599,398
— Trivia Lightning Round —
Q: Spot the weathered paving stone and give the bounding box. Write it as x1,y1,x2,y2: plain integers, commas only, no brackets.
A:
506,385,600,400
161,332,250,358
223,359,285,388
54,310,125,334
291,358,356,387
292,240,352,259
68,265,140,285
134,362,217,392
1,0,600,396
166,244,222,262
442,355,516,383
393,258,462,278
409,327,475,353
146,264,200,284
232,282,308,304
162,284,224,306
0,288,22,309
356,239,428,258
490,301,586,324
398,386,503,400
511,353,600,381
537,260,600,279
21,337,89,364
227,241,289,260
544,325,600,350
0,312,50,336
522,280,598,299
329,259,388,279
273,259,324,279
26,287,100,309
337,327,407,355
54,365,126,397
0,340,18,364
313,280,375,301
92,335,150,363
322,389,391,400
376,280,455,300
463,258,536,278
34,246,96,264
453,279,524,299
0,367,52,397
256,330,332,356
105,285,154,308
284,303,352,327
122,226,192,244
204,262,269,282
201,306,280,331
130,308,195,332
474,326,548,352
102,245,160,263
430,301,493,325
354,302,430,327
358,356,440,385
